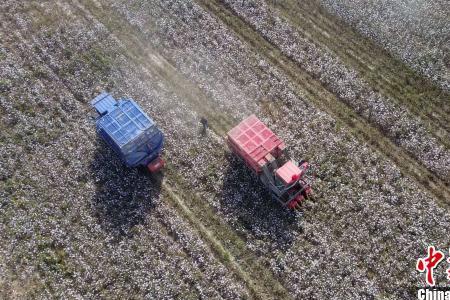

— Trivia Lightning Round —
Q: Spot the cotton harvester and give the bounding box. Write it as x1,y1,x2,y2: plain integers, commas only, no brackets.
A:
227,115,313,210
91,92,164,172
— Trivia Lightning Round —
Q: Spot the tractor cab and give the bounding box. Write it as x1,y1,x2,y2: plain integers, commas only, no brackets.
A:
260,154,313,209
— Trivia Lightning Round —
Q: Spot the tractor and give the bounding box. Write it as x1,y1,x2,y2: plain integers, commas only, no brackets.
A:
227,115,313,209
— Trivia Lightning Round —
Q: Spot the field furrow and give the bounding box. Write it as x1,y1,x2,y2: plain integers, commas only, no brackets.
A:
271,0,450,143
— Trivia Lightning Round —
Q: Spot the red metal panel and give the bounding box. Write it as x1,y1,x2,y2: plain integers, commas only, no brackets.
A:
227,115,285,173
147,156,165,173
275,161,302,185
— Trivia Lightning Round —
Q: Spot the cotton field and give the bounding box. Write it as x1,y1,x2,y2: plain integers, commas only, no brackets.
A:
1,0,449,299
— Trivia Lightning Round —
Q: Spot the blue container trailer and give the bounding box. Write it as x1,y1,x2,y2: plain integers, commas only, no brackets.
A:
91,92,165,172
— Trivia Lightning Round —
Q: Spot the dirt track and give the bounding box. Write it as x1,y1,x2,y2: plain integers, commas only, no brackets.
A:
1,0,449,299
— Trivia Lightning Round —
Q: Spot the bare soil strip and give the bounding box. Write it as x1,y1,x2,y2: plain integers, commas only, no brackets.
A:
195,0,450,208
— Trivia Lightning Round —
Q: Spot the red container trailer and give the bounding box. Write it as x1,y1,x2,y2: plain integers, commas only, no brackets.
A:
227,115,313,209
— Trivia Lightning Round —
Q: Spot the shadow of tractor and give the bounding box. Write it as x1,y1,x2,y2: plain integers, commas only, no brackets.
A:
221,152,301,250
90,138,162,238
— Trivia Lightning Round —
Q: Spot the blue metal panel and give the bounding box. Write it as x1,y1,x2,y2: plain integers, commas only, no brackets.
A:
97,100,154,147
91,92,117,115
91,92,164,168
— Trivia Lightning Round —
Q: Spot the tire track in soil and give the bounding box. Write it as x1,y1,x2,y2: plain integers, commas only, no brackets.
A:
72,1,292,299
153,194,249,299
161,181,273,300
195,0,450,209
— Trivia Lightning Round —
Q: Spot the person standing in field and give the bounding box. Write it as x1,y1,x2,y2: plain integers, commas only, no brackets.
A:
200,117,208,135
